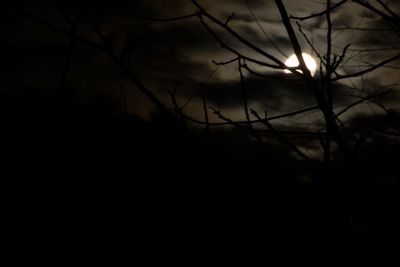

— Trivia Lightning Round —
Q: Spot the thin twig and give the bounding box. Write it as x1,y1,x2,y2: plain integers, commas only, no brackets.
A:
175,105,320,127
138,12,200,22
246,0,288,58
352,0,400,25
238,59,263,143
290,0,348,21
334,90,392,118
333,54,400,81
251,110,317,163
191,0,287,68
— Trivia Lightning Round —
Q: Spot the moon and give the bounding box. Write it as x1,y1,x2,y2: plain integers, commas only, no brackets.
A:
284,53,317,76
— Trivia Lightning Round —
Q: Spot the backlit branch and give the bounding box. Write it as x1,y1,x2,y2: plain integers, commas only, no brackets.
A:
191,0,288,68
290,0,348,21
352,0,400,26
332,54,400,81
335,90,392,119
275,0,351,155
251,110,316,162
138,12,200,22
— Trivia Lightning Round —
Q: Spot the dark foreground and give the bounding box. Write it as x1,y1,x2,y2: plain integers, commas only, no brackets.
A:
1,100,400,266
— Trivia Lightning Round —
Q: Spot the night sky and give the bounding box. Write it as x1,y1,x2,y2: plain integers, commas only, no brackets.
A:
2,1,400,266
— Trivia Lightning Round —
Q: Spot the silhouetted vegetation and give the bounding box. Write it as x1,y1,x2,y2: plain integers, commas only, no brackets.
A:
2,0,400,266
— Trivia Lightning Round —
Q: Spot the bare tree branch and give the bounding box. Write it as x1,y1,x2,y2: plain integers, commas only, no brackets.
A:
197,14,283,70
377,0,399,20
352,0,400,26
138,12,200,22
246,0,288,58
251,109,316,163
333,54,400,81
335,90,392,118
275,0,351,155
173,104,319,127
191,0,287,68
290,0,348,21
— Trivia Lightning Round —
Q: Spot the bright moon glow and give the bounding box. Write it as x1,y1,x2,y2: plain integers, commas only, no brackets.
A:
284,53,317,76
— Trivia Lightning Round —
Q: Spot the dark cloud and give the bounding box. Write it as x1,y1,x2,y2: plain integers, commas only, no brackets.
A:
187,73,354,121
2,0,399,119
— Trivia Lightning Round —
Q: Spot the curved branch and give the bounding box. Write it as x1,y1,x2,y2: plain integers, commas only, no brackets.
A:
352,0,400,26
197,15,283,70
251,110,317,163
175,105,319,127
191,0,287,68
290,0,348,21
333,54,400,81
138,12,200,22
334,90,392,118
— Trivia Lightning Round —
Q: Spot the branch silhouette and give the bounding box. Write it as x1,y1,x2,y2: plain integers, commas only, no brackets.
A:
10,0,400,163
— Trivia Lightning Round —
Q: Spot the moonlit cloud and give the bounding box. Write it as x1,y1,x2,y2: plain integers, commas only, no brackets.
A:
2,0,400,122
